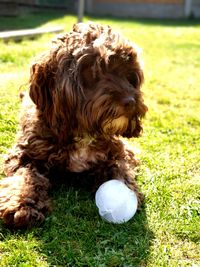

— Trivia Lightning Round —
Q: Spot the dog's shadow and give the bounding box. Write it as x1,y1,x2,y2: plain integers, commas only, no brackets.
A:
0,177,154,266
41,172,154,267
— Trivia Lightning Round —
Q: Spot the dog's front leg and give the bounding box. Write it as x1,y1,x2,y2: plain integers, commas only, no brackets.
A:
123,170,144,208
0,165,51,228
108,149,144,208
116,171,144,208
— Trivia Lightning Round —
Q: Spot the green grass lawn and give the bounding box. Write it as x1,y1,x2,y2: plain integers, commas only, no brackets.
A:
0,12,200,266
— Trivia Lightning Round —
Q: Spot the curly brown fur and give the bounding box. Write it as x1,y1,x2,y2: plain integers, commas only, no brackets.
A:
0,22,147,228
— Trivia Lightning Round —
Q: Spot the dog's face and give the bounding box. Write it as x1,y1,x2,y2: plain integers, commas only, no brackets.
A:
29,22,147,141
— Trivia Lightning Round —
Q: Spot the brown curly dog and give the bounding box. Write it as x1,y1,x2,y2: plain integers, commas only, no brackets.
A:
0,22,147,228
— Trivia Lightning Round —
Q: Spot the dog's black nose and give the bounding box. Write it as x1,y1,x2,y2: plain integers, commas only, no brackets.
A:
123,96,135,108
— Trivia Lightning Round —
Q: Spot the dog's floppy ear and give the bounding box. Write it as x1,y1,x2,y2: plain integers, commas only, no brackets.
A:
29,55,56,113
123,90,148,138
123,104,147,138
123,67,147,138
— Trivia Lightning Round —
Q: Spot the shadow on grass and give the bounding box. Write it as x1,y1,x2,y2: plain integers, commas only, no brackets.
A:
41,186,154,266
0,10,74,32
89,15,200,27
0,185,154,266
1,11,200,33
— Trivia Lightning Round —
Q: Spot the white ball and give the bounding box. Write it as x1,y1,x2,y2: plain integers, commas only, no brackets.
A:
95,179,138,224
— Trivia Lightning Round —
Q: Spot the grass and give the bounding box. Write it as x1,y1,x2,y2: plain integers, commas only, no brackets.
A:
0,11,200,266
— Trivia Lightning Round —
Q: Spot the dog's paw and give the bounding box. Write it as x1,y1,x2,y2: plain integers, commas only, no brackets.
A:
0,205,45,228
0,174,50,228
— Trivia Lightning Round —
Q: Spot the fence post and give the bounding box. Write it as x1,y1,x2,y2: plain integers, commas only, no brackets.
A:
185,0,192,18
78,0,85,22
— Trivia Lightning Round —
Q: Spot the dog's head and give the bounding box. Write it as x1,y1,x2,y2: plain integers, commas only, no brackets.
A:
29,22,147,141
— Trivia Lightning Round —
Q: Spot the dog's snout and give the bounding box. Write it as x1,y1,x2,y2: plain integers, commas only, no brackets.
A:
122,96,135,108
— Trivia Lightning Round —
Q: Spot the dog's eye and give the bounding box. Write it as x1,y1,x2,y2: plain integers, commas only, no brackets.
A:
128,77,137,87
128,73,142,88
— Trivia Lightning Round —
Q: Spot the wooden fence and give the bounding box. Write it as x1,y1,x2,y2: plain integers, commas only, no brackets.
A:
86,0,200,18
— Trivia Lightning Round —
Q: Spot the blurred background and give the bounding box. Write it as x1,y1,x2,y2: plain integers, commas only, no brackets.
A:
0,0,199,19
